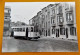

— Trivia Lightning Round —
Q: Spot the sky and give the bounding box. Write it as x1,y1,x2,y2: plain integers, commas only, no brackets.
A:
5,2,56,24
5,2,75,24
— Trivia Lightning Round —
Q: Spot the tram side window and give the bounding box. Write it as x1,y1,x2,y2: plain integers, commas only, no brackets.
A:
15,28,16,31
17,28,19,31
20,28,22,32
13,28,14,30
23,28,25,32
31,27,33,32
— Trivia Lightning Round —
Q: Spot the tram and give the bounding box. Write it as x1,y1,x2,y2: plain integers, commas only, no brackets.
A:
11,26,40,40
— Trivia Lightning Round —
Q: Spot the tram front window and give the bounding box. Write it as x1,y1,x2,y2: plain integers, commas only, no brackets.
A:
31,27,33,32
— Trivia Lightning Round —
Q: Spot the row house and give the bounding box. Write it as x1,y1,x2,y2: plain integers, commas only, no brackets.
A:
29,2,77,40
64,3,77,39
50,4,57,38
41,4,54,37
3,6,11,36
50,2,77,40
30,15,39,32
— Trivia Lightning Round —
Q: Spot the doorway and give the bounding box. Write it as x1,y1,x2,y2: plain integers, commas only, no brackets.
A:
56,29,59,37
66,28,68,38
26,28,28,38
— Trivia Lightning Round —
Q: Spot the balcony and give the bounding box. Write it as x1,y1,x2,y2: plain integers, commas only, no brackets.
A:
66,21,74,25
58,22,63,26
51,23,56,27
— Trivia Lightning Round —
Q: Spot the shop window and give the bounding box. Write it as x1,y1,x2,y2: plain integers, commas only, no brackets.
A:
70,27,76,36
52,29,55,34
60,28,65,35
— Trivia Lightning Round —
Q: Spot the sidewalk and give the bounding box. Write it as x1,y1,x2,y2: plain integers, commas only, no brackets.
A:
40,36,78,43
3,36,13,39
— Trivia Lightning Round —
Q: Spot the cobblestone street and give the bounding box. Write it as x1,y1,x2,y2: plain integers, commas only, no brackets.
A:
2,37,78,52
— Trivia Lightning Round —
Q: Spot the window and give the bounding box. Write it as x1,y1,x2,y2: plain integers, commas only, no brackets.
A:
60,28,65,35
65,3,69,10
31,27,33,32
4,10,8,13
66,13,73,21
5,18,7,19
46,22,47,28
69,13,73,21
17,28,19,31
59,16,63,22
59,6,62,13
48,29,50,36
23,28,25,32
14,28,17,31
48,21,50,25
45,10,47,12
53,20,54,23
42,15,45,18
52,9,55,14
52,29,55,34
20,28,22,32
13,28,14,31
48,12,50,17
51,17,52,24
70,27,76,36
57,16,63,23
46,15,47,18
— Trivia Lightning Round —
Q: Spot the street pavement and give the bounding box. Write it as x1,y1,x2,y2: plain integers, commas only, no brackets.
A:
2,37,78,52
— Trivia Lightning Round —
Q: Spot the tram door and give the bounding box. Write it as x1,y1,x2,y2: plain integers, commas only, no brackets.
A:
26,28,28,38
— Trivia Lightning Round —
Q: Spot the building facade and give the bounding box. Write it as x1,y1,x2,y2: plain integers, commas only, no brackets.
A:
3,6,11,36
29,2,77,40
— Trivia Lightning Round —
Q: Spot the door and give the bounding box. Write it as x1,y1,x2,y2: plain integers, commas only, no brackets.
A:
58,29,59,37
66,28,68,38
56,29,59,37
46,30,47,36
26,28,28,38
